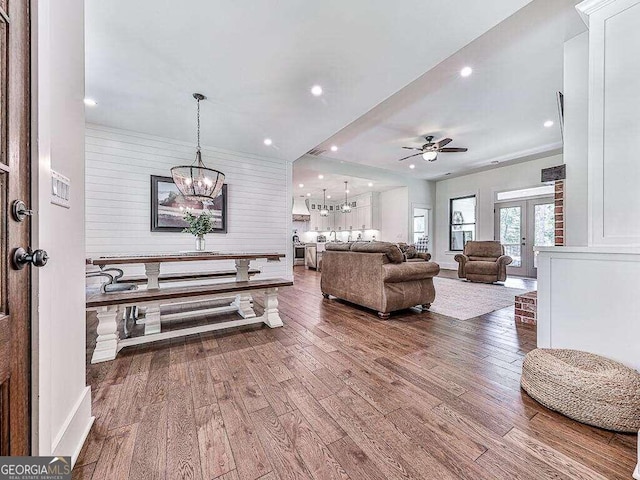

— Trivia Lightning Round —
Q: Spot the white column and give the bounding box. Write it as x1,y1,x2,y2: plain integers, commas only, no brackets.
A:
144,302,161,335
576,0,640,247
145,262,161,290
262,287,283,328
92,306,119,363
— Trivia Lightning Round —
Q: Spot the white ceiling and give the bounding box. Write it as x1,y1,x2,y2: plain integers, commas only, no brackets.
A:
292,164,402,200
85,0,533,162
311,0,586,180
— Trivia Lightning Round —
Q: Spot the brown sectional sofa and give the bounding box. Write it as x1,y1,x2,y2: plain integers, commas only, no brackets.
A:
321,241,440,319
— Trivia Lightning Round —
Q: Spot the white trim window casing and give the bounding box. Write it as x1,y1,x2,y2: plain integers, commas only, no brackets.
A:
449,195,477,251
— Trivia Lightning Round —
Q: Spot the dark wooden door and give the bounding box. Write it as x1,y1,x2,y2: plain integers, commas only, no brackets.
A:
0,0,31,455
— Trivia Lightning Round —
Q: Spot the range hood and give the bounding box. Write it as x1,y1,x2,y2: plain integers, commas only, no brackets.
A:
292,196,311,222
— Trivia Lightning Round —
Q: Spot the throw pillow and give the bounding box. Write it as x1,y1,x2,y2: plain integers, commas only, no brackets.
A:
415,236,429,253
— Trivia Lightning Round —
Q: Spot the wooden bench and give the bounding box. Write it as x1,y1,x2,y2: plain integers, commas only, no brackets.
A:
86,278,292,363
120,268,261,285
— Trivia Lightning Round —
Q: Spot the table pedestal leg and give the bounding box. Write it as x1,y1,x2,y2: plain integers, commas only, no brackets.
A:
144,303,161,335
232,294,256,318
92,306,119,363
234,258,255,317
262,287,283,328
145,262,161,290
235,259,251,281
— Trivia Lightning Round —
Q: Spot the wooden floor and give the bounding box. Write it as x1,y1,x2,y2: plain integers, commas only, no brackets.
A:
75,267,637,480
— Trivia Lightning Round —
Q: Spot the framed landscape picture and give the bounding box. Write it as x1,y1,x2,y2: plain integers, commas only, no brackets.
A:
150,175,227,233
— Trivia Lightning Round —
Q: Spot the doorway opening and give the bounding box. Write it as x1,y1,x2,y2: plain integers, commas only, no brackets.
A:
411,206,430,250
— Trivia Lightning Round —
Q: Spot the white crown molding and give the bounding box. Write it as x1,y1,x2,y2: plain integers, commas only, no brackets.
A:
576,0,618,25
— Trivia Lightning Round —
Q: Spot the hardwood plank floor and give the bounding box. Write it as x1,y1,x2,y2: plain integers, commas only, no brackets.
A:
76,267,637,480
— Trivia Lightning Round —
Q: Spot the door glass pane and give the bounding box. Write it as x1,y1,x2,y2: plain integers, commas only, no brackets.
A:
499,206,522,267
534,203,555,268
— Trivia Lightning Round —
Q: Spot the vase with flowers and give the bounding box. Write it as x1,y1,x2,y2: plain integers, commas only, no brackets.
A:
183,211,214,251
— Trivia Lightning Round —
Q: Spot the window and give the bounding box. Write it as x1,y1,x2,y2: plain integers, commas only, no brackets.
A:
449,195,476,251
496,185,554,201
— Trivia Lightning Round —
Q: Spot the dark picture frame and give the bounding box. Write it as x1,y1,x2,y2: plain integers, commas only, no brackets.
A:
150,175,227,233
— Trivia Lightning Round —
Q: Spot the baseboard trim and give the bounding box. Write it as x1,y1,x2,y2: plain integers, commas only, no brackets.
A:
51,386,94,466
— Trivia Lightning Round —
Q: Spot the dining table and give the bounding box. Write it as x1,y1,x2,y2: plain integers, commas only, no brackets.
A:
89,252,286,328
90,252,285,289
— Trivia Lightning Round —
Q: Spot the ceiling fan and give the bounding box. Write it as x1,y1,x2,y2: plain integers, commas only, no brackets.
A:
398,136,468,162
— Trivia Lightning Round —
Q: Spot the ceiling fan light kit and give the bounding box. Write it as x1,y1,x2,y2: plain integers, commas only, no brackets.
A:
171,93,226,201
398,135,468,163
422,151,438,161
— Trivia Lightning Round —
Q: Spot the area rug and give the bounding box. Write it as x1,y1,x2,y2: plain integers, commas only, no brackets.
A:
429,277,529,320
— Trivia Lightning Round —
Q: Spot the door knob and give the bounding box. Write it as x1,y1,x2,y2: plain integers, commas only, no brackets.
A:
12,247,49,270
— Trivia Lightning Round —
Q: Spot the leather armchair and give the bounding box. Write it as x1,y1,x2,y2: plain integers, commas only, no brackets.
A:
454,241,512,283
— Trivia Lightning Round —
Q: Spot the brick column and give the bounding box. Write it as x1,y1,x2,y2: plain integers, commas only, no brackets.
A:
554,180,564,246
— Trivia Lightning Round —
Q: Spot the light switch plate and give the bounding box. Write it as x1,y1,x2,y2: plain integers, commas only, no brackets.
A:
51,170,71,208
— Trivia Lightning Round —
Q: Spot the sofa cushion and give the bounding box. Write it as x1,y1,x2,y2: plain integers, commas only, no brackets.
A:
350,241,404,264
325,242,353,251
383,261,440,283
397,243,418,260
465,260,500,275
468,256,499,262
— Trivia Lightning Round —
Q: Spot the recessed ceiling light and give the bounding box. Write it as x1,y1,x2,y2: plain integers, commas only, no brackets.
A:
264,138,274,146
368,182,373,187
544,120,554,128
311,85,323,96
298,183,304,188
409,164,415,169
318,174,324,179
307,193,312,197
460,66,473,77
327,195,331,199
330,145,338,152
345,189,350,194
84,98,97,106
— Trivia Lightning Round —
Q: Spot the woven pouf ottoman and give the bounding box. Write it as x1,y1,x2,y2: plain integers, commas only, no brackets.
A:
521,349,640,433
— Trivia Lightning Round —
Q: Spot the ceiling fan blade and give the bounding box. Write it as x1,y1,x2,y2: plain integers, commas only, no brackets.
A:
402,147,422,151
439,147,468,153
434,138,452,149
397,153,421,162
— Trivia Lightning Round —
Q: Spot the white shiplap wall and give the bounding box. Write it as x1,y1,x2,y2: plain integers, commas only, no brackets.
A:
85,124,292,280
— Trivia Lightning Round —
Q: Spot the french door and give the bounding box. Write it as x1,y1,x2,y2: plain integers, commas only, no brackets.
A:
0,0,32,455
495,197,555,278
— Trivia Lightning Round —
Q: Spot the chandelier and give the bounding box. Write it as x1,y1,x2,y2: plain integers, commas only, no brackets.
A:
341,181,351,213
171,93,225,201
320,189,329,217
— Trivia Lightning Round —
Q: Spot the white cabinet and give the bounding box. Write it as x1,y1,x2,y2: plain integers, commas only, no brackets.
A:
309,208,319,232
577,0,640,246
307,192,380,232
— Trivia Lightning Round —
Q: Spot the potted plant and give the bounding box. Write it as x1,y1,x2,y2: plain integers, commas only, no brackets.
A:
183,211,214,251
